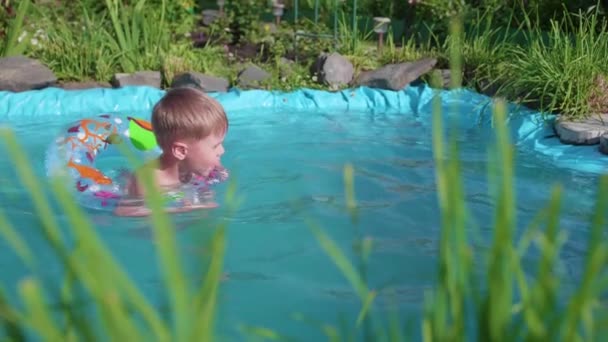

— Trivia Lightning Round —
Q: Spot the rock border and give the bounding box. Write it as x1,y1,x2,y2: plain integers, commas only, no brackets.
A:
4,54,605,154
0,53,439,94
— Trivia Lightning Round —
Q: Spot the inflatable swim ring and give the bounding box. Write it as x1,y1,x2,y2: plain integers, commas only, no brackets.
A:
45,114,228,210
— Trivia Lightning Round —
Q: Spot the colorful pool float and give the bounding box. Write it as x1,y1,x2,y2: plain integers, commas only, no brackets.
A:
45,113,227,210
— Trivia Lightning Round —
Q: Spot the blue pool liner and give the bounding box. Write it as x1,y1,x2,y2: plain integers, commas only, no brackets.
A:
1,84,606,175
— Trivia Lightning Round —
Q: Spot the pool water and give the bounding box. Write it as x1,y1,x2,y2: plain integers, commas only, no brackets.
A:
0,99,602,340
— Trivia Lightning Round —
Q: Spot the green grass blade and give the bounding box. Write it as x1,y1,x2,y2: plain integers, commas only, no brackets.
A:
356,290,376,327
0,208,35,269
239,325,300,342
191,226,226,341
308,222,368,300
49,177,137,340
343,163,358,224
2,0,30,57
561,175,608,341
0,287,26,342
59,269,97,342
124,154,191,341
485,99,515,341
19,278,63,341
534,185,562,319
0,128,66,260
49,174,170,341
102,290,142,341
291,313,341,342
1,128,169,340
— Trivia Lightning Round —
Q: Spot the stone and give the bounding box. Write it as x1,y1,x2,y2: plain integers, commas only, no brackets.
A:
60,81,111,90
229,43,261,61
600,133,608,155
171,72,229,92
278,57,295,79
0,55,57,92
430,69,452,88
312,52,354,89
201,9,220,26
111,71,161,88
237,64,270,88
353,58,437,90
477,78,501,98
554,114,608,145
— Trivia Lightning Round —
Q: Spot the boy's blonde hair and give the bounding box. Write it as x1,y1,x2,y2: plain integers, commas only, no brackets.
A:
151,87,228,149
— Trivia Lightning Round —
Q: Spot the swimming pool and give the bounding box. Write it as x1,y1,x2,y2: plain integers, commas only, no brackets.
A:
0,84,604,340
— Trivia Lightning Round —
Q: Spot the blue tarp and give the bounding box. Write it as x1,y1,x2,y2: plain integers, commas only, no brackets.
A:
1,84,606,175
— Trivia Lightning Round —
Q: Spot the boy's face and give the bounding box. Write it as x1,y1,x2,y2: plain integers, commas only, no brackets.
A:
179,131,226,175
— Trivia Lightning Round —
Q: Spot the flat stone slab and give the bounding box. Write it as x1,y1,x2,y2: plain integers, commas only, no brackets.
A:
237,64,270,88
111,71,161,88
60,81,111,90
353,58,437,90
554,114,608,145
171,72,229,92
0,56,57,92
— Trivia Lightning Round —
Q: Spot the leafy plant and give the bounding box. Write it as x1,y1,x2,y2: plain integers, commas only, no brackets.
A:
224,0,268,45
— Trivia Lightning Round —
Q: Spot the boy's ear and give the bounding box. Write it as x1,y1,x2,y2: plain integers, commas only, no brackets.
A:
170,141,188,160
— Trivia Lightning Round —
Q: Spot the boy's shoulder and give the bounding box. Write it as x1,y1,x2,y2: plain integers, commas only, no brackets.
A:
125,158,161,196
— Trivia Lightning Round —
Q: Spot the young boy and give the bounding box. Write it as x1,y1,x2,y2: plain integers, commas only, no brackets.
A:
114,87,228,217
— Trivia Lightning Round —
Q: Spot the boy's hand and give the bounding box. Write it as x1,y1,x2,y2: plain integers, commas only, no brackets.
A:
215,166,229,181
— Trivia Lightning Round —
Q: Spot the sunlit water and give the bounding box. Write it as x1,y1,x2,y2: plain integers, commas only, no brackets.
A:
0,102,601,340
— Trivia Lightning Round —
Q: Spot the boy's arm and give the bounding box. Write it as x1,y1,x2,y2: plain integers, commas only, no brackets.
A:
114,202,217,217
113,174,149,216
114,203,152,217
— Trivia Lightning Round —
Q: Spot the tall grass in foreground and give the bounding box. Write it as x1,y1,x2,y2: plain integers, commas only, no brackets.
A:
0,127,236,341
1,93,608,340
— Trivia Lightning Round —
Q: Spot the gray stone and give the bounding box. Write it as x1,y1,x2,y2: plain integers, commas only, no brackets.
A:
278,57,295,79
430,69,452,88
477,78,501,98
0,56,57,92
313,52,354,89
600,133,608,155
354,58,437,90
60,81,111,90
237,65,270,88
554,114,608,145
111,71,161,88
201,9,220,26
171,72,229,92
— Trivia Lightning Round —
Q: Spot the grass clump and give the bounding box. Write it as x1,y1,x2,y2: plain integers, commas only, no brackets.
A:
496,7,608,119
0,126,235,341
